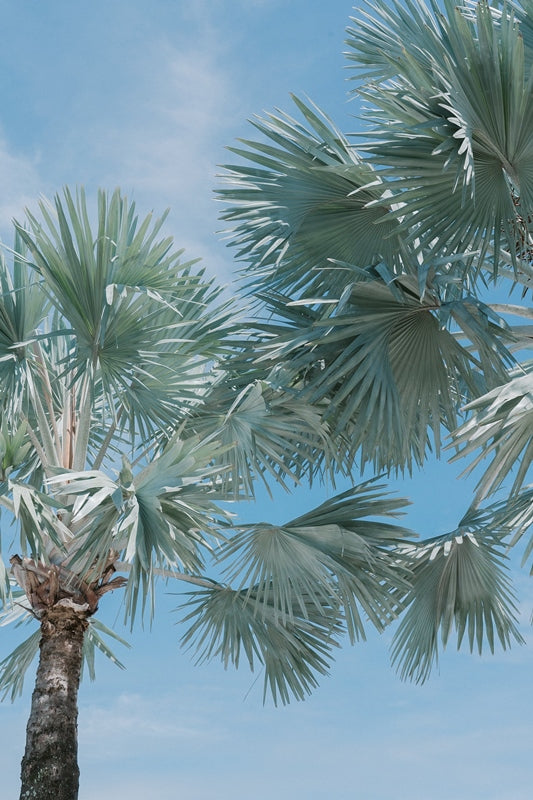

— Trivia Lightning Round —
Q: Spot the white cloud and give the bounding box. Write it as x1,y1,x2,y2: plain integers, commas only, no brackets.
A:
0,135,44,240
75,20,247,283
80,689,228,757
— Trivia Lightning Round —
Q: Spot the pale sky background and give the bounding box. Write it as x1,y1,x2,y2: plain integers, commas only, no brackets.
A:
0,2,532,799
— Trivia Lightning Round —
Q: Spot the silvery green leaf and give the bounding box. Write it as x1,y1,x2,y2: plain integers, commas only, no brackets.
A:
392,518,523,684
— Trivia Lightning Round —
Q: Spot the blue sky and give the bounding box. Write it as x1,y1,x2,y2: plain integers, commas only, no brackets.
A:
0,2,532,799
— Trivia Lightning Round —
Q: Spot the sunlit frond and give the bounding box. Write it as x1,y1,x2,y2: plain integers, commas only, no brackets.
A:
346,0,533,267
16,189,240,452
219,96,407,299
450,368,533,501
124,435,230,572
10,480,72,559
45,434,232,624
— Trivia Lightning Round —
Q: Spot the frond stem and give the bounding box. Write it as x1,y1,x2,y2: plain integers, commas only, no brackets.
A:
31,342,62,458
115,562,221,590
23,369,59,468
72,372,93,471
0,494,14,514
92,409,122,471
20,415,49,474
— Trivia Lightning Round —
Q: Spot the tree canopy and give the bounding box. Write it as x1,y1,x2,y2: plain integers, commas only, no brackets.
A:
0,1,531,777
219,0,533,682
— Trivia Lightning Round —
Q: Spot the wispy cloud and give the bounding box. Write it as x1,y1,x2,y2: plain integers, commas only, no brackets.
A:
0,134,45,240
0,6,254,281
66,17,247,282
80,689,228,758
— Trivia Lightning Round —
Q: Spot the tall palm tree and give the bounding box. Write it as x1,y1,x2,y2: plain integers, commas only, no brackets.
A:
0,188,415,800
219,0,532,684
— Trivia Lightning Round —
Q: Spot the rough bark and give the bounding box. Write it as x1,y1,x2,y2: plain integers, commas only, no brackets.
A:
19,606,88,800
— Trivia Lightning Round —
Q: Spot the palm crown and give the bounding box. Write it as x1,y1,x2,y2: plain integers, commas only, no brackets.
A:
0,187,418,709
219,0,533,682
0,189,237,682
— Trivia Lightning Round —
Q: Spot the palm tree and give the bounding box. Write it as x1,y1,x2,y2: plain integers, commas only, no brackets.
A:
219,0,532,683
4,3,533,796
0,188,415,800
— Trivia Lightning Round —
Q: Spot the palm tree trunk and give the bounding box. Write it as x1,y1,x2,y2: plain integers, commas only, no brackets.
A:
19,606,88,800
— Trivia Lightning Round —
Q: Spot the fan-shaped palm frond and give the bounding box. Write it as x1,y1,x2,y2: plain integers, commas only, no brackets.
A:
16,189,239,456
101,270,237,439
391,508,523,683
252,278,513,471
189,376,337,496
450,368,533,501
180,585,342,705
220,480,414,641
16,188,180,349
124,435,230,570
45,433,232,623
219,96,408,299
346,0,533,267
219,78,518,471
179,479,417,704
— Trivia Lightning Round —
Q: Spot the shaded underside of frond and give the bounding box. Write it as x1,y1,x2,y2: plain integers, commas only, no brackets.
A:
391,521,523,683
180,585,341,705
188,375,340,496
179,479,417,703
254,280,507,472
219,97,407,299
